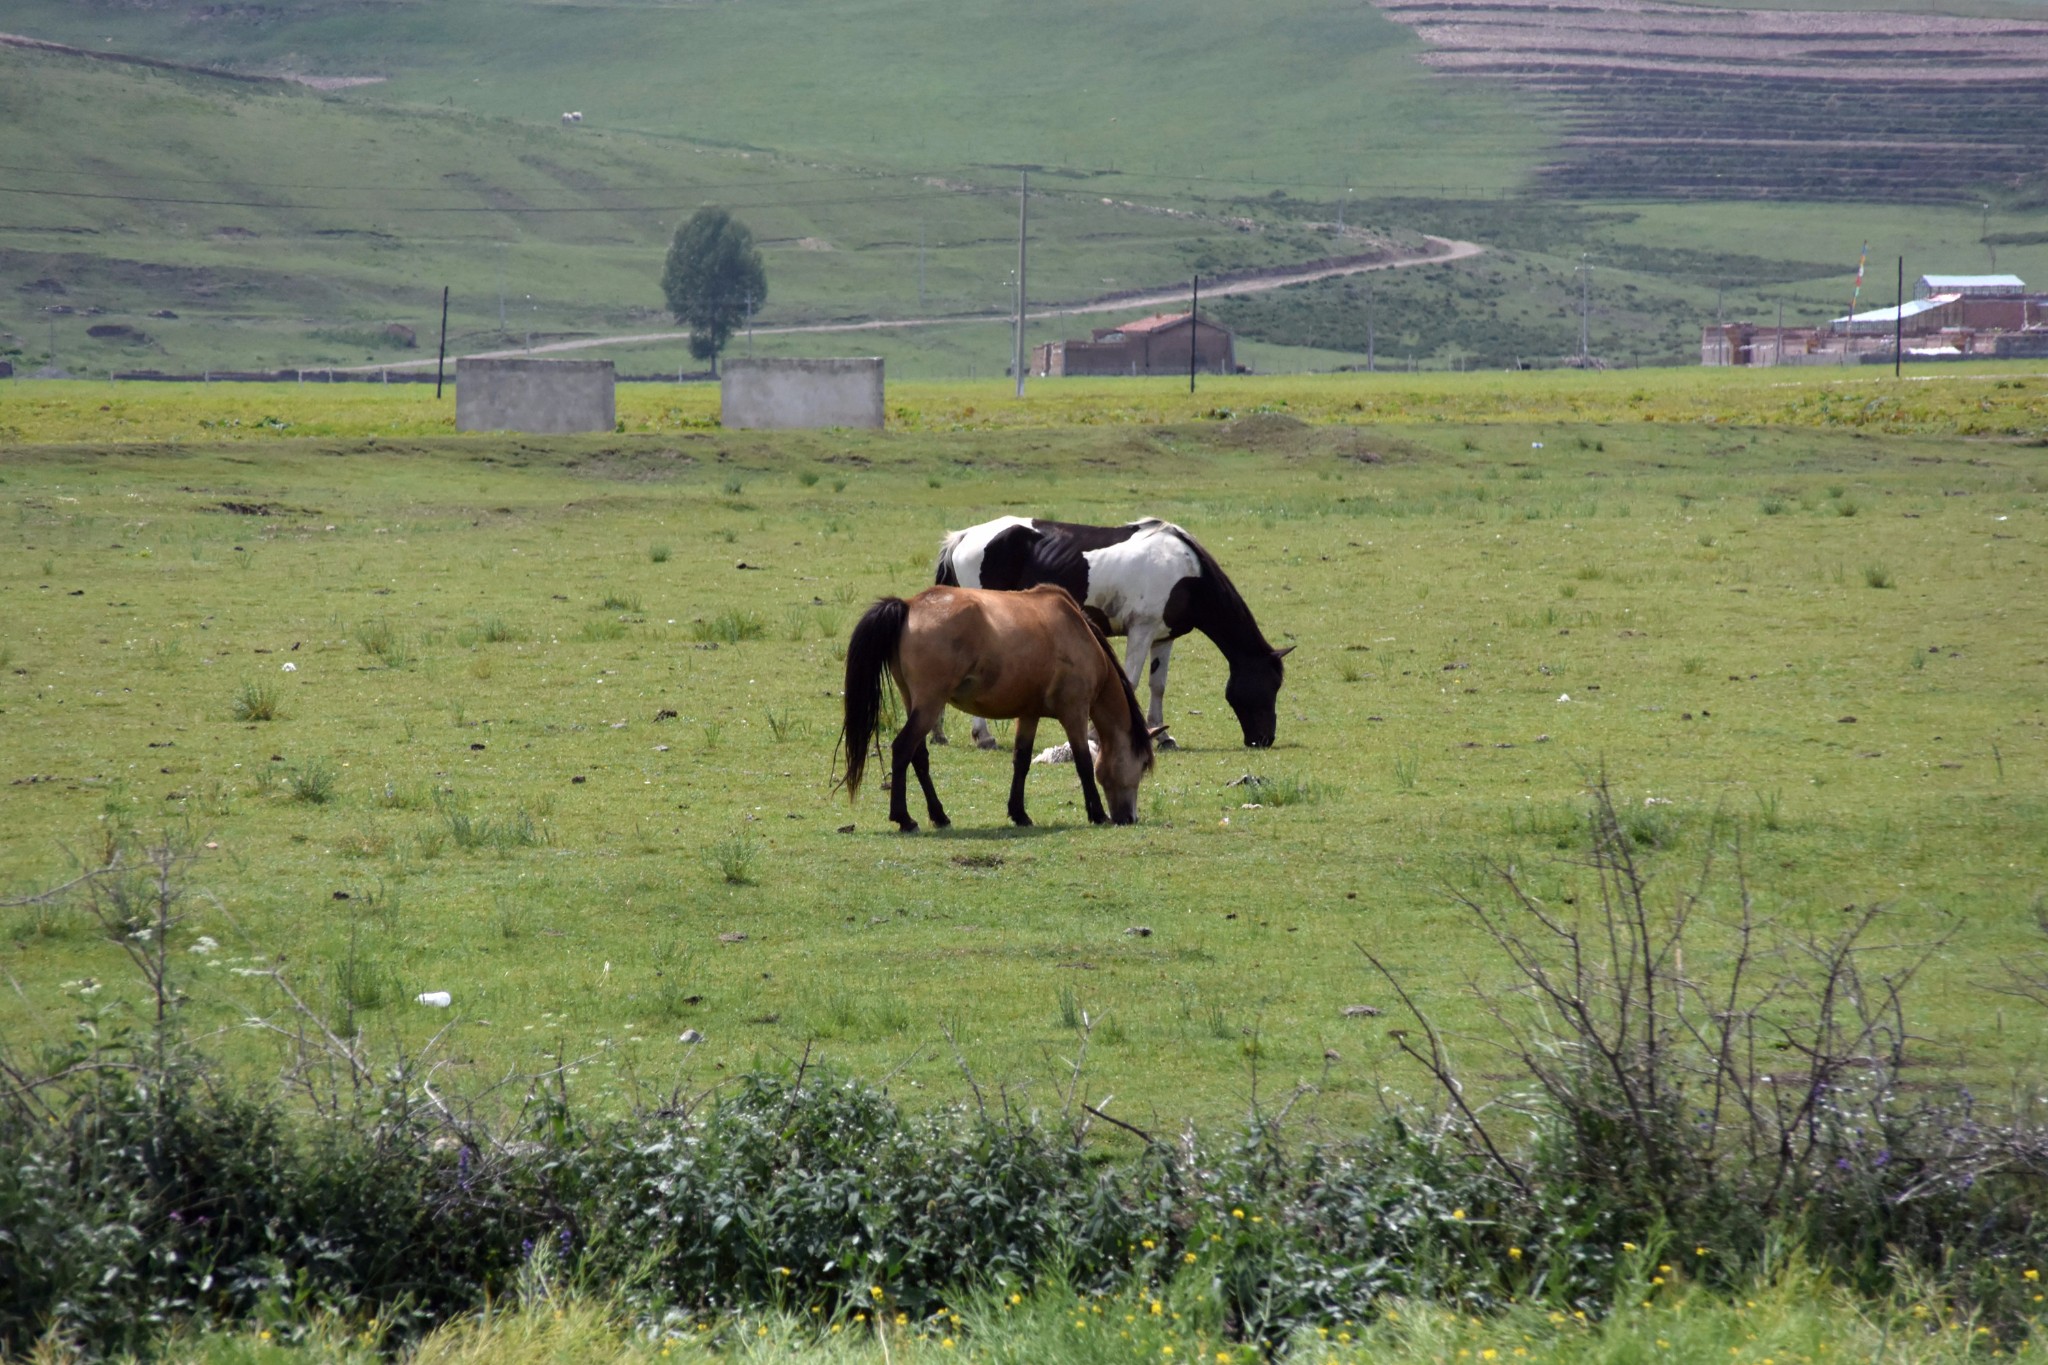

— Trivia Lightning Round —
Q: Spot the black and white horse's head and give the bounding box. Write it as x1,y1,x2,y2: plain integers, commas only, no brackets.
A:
1224,645,1293,748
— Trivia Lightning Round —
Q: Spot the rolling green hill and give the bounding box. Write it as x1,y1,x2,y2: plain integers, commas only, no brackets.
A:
2,0,2046,374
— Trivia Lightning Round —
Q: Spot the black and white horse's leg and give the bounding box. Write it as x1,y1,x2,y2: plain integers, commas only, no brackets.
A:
1119,620,1177,749
1061,713,1109,825
1006,715,1040,826
969,714,999,750
1146,637,1177,748
890,704,949,831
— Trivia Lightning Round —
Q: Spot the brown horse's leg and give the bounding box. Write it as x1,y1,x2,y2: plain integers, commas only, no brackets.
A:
892,705,948,831
1061,713,1109,825
907,709,950,829
1006,716,1040,826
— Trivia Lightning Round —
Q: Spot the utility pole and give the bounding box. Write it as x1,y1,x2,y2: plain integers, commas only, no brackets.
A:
746,292,754,358
1895,255,1904,379
1579,253,1590,366
497,242,508,334
918,222,927,312
1366,279,1376,372
1189,275,1199,395
1775,296,1784,367
435,286,450,398
1013,172,1027,398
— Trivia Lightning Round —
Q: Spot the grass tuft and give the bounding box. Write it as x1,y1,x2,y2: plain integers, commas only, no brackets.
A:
285,758,340,805
690,609,767,644
229,679,283,722
708,827,760,885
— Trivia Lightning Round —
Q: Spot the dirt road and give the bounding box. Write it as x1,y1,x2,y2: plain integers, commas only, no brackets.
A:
357,236,1482,372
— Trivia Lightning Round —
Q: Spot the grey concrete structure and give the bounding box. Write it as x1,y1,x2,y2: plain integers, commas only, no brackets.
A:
721,357,884,430
456,357,615,434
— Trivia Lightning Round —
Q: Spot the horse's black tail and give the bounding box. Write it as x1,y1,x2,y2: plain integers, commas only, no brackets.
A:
840,596,910,798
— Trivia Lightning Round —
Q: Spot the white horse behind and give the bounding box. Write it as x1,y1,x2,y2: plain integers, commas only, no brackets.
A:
933,516,1290,749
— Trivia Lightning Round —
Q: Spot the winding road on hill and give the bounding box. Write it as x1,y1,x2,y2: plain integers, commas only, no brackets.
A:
354,235,1482,371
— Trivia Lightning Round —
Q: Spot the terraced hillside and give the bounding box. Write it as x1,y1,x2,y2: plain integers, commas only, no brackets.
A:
1374,0,2048,202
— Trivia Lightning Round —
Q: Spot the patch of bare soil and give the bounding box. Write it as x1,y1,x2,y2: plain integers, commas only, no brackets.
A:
1373,0,2048,200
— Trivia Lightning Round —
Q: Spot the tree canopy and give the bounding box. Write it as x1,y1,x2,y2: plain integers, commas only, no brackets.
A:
660,207,768,369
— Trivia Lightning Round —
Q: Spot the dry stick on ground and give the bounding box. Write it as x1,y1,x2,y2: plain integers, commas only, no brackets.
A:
1358,944,1530,1195
1398,776,1950,1221
941,1022,989,1123
1082,1100,1158,1147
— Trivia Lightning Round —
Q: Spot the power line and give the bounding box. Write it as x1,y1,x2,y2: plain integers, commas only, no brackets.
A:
0,181,1009,215
0,161,906,195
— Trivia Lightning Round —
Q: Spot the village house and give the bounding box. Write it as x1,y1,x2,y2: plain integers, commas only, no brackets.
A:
1702,272,2048,365
1031,312,1237,377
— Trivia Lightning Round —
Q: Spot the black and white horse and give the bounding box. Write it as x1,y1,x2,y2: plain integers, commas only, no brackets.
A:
934,516,1292,748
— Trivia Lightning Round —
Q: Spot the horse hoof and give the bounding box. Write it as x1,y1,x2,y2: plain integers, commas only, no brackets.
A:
1010,813,1033,828
1155,734,1179,751
975,737,1001,752
931,814,952,829
895,819,920,834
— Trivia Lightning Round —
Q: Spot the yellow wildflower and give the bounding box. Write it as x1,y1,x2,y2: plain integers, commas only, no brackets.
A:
1232,1208,1245,1219
1508,1246,1523,1260
1452,1208,1467,1219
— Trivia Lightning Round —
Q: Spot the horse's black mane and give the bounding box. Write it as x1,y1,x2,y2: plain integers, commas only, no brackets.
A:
1080,608,1154,765
1163,525,1269,652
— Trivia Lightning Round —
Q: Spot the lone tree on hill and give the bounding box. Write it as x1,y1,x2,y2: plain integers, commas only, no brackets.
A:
661,207,767,373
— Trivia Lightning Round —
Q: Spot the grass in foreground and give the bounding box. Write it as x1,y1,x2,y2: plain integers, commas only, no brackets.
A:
64,1262,2048,1363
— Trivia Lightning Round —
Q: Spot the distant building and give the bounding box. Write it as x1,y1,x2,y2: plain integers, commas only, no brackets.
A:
1704,271,2046,365
1832,294,1964,335
1916,273,2025,300
1032,312,1236,377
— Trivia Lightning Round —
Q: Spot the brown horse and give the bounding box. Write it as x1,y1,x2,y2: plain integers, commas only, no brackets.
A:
840,585,1157,831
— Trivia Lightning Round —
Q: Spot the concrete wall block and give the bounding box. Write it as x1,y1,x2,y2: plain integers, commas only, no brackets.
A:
721,357,884,430
456,358,616,434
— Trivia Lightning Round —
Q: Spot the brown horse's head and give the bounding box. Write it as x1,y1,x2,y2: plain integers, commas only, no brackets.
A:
1092,651,1158,825
1096,724,1155,825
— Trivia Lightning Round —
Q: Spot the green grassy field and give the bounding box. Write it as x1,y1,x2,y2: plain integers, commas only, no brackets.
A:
3,377,2046,1138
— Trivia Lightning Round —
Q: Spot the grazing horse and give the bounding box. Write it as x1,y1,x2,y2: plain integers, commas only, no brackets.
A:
840,585,1156,831
935,516,1292,748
